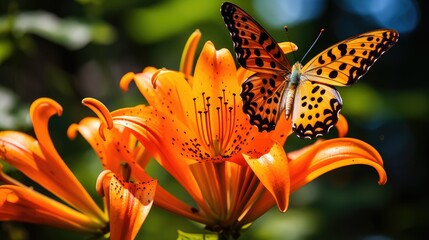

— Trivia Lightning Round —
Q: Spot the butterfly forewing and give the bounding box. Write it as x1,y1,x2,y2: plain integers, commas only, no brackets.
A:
292,81,343,139
241,72,287,132
302,29,399,86
221,2,292,74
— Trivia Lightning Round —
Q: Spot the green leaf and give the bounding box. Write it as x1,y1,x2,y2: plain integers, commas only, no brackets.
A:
176,230,218,240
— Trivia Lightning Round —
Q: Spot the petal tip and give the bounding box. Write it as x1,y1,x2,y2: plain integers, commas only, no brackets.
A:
119,72,136,92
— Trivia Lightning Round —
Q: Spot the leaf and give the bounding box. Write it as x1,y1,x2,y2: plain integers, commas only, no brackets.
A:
176,230,218,240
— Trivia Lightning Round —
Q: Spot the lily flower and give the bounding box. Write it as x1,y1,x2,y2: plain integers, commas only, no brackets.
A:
0,98,157,240
81,30,387,239
0,98,107,234
96,170,156,240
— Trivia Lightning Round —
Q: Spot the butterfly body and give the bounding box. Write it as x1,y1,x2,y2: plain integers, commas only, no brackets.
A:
285,62,302,119
221,2,398,139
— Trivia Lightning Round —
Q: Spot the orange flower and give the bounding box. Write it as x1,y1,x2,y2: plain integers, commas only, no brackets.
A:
96,170,156,240
81,30,386,238
0,98,157,240
0,98,107,234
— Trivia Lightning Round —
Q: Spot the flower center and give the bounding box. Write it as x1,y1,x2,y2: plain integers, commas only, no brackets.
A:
193,90,237,157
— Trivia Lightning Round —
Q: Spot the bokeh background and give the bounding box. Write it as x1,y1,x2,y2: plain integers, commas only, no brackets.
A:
0,0,426,239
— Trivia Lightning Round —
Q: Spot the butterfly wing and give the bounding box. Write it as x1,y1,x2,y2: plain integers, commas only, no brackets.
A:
241,72,287,132
302,29,399,86
221,2,292,74
292,29,398,139
292,81,343,139
221,2,293,132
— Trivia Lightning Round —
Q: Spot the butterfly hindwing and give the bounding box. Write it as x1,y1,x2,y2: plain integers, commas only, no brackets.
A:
302,29,399,86
292,81,343,139
221,2,291,74
241,72,287,132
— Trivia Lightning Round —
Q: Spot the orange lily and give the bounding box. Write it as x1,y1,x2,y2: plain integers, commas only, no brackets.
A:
0,98,157,240
0,98,107,234
96,170,157,240
80,30,386,239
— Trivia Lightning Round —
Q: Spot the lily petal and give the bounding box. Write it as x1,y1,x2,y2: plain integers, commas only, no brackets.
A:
192,41,241,96
97,170,156,240
243,141,290,212
336,114,349,137
289,137,386,192
130,69,196,127
180,29,201,79
0,185,103,232
278,42,298,54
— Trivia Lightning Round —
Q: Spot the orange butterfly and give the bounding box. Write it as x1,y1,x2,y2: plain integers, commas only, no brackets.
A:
221,2,399,139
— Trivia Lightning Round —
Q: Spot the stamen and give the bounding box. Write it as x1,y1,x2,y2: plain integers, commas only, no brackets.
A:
192,90,238,157
0,167,27,188
218,93,227,150
82,98,113,130
194,94,212,150
221,92,236,151
216,102,222,146
120,162,131,181
205,96,214,149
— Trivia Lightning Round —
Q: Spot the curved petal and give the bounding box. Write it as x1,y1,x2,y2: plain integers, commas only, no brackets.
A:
243,141,290,212
180,29,201,79
81,98,113,130
1,98,106,223
289,138,386,192
29,98,63,160
336,114,348,137
120,67,157,93
0,185,104,233
0,130,105,224
97,171,156,240
278,42,298,54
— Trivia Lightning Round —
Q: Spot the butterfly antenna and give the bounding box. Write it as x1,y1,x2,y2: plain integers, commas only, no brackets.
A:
284,26,298,61
301,28,325,63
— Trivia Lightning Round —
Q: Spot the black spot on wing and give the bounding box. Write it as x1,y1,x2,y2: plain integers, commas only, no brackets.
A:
221,2,249,68
345,30,399,85
292,96,342,139
240,75,280,132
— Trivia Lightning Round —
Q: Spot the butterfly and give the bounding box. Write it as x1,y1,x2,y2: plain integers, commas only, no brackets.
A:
220,2,399,139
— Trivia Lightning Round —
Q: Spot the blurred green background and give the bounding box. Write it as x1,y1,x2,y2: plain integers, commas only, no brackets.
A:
0,0,426,239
